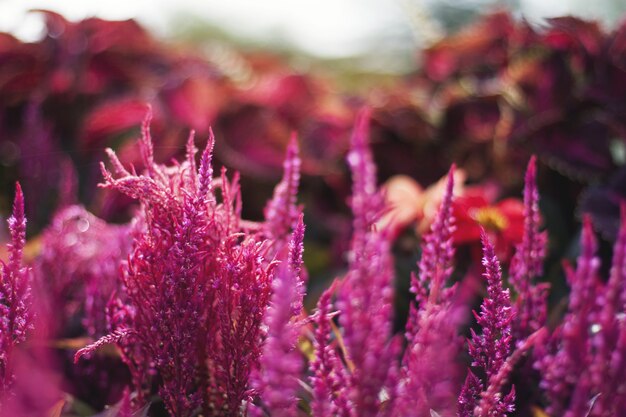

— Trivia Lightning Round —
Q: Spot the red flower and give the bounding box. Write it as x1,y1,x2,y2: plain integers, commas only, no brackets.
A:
453,187,525,260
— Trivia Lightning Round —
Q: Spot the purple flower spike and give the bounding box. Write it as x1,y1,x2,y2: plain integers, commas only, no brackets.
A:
536,216,600,417
458,371,482,417
462,231,515,417
0,183,32,395
310,281,350,417
264,133,302,244
337,108,397,417
255,216,306,417
476,329,546,417
587,203,626,416
471,231,513,380
198,127,215,200
510,156,549,341
412,164,457,306
398,165,463,417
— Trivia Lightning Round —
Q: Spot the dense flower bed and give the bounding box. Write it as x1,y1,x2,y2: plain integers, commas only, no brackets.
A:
1,9,626,417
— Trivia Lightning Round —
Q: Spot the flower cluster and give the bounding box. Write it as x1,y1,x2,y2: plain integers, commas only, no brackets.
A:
75,112,299,417
535,212,626,417
1,107,626,417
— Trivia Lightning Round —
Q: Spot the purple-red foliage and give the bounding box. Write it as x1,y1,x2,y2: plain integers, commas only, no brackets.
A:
0,183,32,396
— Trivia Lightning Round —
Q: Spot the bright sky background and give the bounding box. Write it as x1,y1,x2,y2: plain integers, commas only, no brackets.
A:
0,0,623,58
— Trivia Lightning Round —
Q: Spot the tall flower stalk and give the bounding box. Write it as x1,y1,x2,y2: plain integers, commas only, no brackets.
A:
0,183,32,396
510,156,548,342
398,166,465,417
459,232,515,417
331,109,398,417
253,216,306,417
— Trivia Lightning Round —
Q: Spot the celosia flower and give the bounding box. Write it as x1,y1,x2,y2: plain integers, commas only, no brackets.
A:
462,231,515,417
253,216,306,416
263,133,302,249
335,109,398,417
471,232,513,378
0,183,32,396
536,212,626,417
398,166,466,417
535,217,599,417
35,205,133,338
310,281,350,417
76,112,285,417
590,203,626,416
510,156,549,341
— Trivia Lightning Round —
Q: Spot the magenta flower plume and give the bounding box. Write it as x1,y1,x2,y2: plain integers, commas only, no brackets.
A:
336,108,397,417
471,231,513,379
76,112,277,417
254,216,306,416
590,203,626,416
458,371,482,417
264,133,302,244
411,164,457,307
535,216,600,417
0,183,32,395
462,231,515,417
310,281,350,417
475,329,546,417
536,212,626,417
510,156,548,341
398,165,464,417
35,205,133,337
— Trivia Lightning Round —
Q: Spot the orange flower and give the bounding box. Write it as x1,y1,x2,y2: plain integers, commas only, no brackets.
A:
380,170,466,238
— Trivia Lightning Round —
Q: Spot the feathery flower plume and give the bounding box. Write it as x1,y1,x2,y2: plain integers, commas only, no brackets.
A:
475,329,546,417
458,372,482,417
264,133,302,244
536,212,626,417
254,216,306,416
35,205,133,338
462,231,515,417
0,183,32,396
398,166,464,417
336,108,397,417
510,156,548,341
536,216,599,417
310,281,350,417
77,111,277,417
590,203,626,416
411,164,457,307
